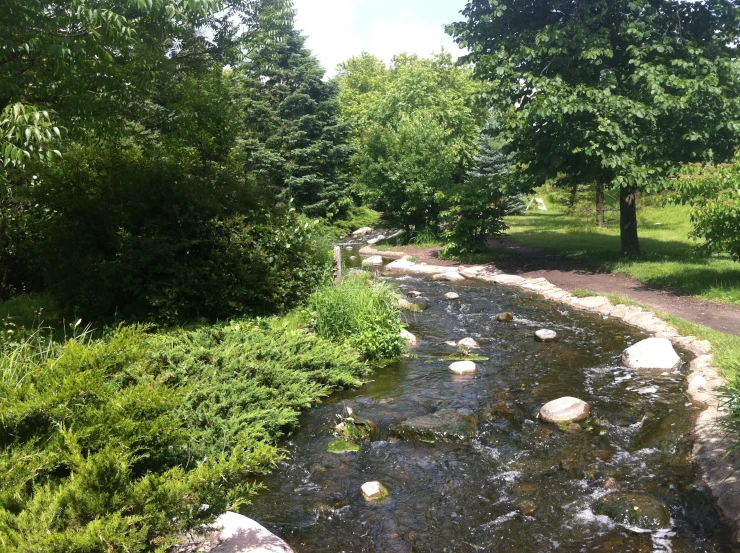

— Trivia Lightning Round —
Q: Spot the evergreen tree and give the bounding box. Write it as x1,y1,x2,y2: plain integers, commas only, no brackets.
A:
237,0,352,219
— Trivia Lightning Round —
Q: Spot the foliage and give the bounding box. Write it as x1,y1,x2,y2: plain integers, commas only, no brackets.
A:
309,272,405,360
318,205,381,239
441,127,516,256
338,53,489,232
236,0,353,219
674,155,740,261
23,138,332,323
0,317,368,552
449,0,740,255
0,104,60,168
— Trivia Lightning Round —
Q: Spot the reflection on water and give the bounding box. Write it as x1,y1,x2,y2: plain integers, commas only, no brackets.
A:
244,249,734,553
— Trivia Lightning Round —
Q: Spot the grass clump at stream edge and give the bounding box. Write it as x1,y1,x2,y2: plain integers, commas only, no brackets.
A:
0,276,404,552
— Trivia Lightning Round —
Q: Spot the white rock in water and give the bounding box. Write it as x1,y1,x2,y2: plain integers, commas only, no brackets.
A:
349,256,357,260
539,397,590,423
457,337,479,348
444,341,457,347
209,511,294,553
361,255,383,266
622,338,681,371
361,481,389,501
345,246,353,251
448,361,478,375
352,226,373,237
535,329,558,342
445,292,460,300
400,329,418,346
433,272,466,282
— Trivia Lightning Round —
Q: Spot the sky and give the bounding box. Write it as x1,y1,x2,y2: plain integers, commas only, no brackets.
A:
292,0,468,77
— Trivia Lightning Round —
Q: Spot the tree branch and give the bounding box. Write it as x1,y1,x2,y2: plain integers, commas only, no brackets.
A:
17,25,92,38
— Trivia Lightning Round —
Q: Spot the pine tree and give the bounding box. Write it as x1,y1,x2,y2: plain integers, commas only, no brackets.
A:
237,0,352,219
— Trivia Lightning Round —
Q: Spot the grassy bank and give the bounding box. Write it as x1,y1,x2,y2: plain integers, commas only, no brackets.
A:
0,275,404,552
506,201,740,305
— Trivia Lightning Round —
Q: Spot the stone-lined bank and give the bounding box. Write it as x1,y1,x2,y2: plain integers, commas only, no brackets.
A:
380,254,740,544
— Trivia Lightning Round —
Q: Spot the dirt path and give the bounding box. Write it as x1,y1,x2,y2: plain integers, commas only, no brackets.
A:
388,240,740,337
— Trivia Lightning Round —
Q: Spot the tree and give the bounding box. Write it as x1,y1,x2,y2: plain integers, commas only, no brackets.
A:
338,52,489,233
236,0,353,219
449,0,740,256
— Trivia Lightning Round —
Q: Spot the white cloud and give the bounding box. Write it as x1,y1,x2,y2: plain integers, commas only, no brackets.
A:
293,0,465,77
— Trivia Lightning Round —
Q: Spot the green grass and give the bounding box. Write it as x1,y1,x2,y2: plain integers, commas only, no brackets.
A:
506,201,740,305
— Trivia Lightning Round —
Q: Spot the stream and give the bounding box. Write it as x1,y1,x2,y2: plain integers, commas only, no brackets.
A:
244,247,735,552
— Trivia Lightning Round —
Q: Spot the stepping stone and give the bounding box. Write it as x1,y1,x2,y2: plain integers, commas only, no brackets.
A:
445,292,460,300
539,396,590,423
361,481,389,501
622,338,681,371
457,337,479,348
535,329,557,342
448,360,478,375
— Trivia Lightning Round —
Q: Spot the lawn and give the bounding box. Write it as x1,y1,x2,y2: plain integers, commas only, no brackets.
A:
505,200,740,305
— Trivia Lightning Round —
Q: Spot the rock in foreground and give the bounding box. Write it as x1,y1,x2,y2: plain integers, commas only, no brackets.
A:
539,397,590,423
448,360,478,375
594,493,671,529
209,512,294,553
535,329,558,342
622,338,681,371
395,408,478,443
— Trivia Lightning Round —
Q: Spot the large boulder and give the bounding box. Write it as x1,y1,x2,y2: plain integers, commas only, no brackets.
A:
538,397,590,423
594,493,671,530
622,338,681,371
352,226,373,237
209,512,294,553
361,255,384,267
395,408,478,443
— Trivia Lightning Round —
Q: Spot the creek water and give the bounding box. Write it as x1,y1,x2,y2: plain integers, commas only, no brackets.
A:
244,249,735,552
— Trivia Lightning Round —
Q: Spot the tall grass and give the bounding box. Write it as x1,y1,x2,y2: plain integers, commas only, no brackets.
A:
309,272,405,360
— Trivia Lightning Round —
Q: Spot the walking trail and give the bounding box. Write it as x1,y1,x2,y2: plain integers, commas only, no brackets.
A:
386,239,740,337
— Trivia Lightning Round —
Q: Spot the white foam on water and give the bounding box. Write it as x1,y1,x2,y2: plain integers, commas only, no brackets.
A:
479,510,519,529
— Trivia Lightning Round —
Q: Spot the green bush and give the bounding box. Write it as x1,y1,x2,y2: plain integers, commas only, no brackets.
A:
0,319,367,552
309,272,405,360
23,142,332,323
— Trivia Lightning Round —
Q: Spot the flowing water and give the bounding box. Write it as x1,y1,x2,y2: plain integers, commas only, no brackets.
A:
244,249,735,552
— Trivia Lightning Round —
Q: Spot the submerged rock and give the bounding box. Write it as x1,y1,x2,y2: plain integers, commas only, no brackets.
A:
400,329,418,347
457,337,479,348
538,397,590,423
411,297,431,310
448,360,478,375
361,481,389,501
395,408,478,443
444,292,460,300
208,512,294,553
535,329,557,342
594,493,671,529
361,255,384,266
397,298,420,312
622,338,681,371
432,272,465,282
327,439,360,453
496,312,515,322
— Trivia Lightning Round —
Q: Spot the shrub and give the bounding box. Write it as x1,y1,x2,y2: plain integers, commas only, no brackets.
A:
0,319,368,552
309,272,405,360
675,156,740,261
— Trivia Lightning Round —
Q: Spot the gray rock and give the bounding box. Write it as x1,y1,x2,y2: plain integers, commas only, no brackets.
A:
400,329,418,346
539,396,590,423
352,226,373,237
361,255,384,266
622,338,681,371
395,408,478,443
444,292,460,300
594,493,671,530
209,512,294,553
448,360,478,375
432,272,466,282
534,329,557,342
457,337,479,348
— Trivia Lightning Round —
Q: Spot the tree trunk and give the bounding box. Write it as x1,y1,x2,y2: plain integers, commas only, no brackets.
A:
595,183,605,227
568,183,578,214
619,186,641,256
